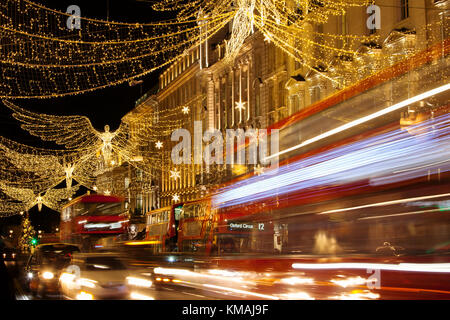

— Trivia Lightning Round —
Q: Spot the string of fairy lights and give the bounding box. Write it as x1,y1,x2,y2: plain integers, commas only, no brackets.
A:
0,0,448,215
0,0,399,99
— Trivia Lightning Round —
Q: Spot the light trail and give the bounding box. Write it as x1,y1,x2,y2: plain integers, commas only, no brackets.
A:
319,193,450,214
266,83,450,160
213,112,450,208
292,262,450,273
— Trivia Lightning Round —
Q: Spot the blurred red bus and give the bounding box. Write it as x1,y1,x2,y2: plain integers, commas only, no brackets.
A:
143,204,183,253
60,193,128,251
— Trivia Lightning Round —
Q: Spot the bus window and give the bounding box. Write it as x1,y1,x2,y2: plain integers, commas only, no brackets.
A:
174,206,182,221
199,205,206,216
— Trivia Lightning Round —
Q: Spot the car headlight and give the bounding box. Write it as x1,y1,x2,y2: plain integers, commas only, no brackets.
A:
126,276,153,288
27,272,34,279
76,291,94,300
42,271,54,280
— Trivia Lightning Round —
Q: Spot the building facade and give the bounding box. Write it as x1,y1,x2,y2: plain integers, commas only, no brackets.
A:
129,0,449,217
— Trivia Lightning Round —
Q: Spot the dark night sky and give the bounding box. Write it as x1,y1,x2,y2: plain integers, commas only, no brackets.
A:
0,0,174,232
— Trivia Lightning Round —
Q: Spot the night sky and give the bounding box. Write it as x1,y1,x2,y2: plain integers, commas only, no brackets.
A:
0,0,173,233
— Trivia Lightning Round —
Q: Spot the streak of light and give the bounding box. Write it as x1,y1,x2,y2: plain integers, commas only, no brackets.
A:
292,262,450,273
329,290,380,300
319,193,450,215
266,83,450,160
213,113,450,208
130,292,154,300
330,276,369,288
277,277,315,285
358,208,449,221
124,240,161,246
202,283,280,300
277,291,315,300
153,267,192,276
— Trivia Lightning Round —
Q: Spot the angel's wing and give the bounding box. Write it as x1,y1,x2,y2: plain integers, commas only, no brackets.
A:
3,100,100,150
110,121,132,151
43,185,80,211
0,201,26,214
0,182,36,203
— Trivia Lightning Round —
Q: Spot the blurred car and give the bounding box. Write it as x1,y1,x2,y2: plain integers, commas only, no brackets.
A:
59,253,152,300
25,243,80,298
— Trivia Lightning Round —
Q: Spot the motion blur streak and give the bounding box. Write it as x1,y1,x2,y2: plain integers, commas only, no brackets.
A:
265,83,450,160
277,292,315,300
130,292,154,300
277,277,314,285
319,193,450,214
153,267,192,276
153,267,250,284
357,208,448,220
330,276,371,288
203,283,280,300
213,113,450,208
330,290,380,300
292,263,450,273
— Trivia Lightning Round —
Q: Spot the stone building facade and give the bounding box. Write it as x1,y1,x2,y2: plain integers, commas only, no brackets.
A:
126,0,449,212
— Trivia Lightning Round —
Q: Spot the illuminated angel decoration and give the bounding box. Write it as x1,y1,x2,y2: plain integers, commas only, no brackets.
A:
0,183,80,212
3,100,145,166
224,0,256,62
2,100,173,176
0,135,99,190
3,100,129,151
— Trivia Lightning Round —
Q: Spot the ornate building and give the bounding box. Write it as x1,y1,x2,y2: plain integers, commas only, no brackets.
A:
130,0,449,213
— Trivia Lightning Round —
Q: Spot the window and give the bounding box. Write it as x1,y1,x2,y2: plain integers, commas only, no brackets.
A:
290,94,301,115
255,88,260,117
311,86,321,104
136,194,143,215
268,84,275,113
400,0,409,20
278,81,285,108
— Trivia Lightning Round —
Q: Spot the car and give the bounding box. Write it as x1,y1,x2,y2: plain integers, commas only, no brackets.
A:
59,252,149,300
25,243,80,298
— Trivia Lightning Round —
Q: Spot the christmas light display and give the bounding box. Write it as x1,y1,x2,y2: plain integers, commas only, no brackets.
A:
18,213,36,253
0,0,403,98
0,182,80,212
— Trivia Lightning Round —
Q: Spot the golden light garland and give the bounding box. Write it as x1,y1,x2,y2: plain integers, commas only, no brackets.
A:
0,182,80,212
0,0,234,98
0,99,197,186
0,0,401,99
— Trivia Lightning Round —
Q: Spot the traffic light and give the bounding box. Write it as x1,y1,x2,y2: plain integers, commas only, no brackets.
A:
30,237,38,246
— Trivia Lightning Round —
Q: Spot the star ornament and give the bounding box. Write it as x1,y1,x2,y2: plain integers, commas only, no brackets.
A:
235,100,246,111
172,194,180,202
155,141,163,149
254,164,265,176
170,169,181,180
182,106,190,114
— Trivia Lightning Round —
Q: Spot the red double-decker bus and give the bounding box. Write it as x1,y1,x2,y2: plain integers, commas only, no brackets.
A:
143,204,183,253
60,193,128,251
